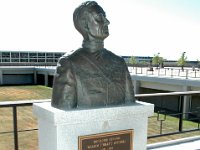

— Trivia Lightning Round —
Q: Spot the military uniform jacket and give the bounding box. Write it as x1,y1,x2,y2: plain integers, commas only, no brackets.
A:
51,48,135,110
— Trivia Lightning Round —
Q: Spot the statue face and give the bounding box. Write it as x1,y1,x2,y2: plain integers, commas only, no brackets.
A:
87,5,110,40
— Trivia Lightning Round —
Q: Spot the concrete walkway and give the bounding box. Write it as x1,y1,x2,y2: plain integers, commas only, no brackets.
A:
147,136,200,150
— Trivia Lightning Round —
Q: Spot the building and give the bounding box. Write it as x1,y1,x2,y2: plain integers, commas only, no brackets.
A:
0,51,199,68
0,51,65,66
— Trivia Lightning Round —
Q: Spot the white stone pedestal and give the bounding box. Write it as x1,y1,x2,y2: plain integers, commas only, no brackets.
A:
33,101,154,150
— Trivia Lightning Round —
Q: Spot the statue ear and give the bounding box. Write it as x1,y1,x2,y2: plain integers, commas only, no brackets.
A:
82,21,89,32
81,13,90,31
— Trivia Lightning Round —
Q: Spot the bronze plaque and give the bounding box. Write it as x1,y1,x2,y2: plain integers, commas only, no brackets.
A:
78,130,134,150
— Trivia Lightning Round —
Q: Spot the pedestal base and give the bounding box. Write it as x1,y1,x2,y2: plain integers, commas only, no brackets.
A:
33,101,154,150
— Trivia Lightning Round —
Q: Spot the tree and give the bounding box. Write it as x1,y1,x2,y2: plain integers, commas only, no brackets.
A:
159,57,164,68
177,52,187,70
129,56,137,68
152,53,163,68
139,61,148,66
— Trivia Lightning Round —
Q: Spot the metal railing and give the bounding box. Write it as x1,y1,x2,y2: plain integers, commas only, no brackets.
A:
0,91,200,149
136,91,200,138
129,67,200,79
0,100,50,150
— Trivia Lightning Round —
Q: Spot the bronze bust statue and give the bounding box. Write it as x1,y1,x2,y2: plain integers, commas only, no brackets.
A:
51,1,135,110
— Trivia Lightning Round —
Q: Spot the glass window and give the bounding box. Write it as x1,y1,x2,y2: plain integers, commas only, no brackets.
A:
11,59,19,62
20,59,28,62
46,59,53,62
30,58,37,62
2,52,10,58
30,53,37,58
2,58,10,62
46,53,53,58
55,53,63,58
38,53,45,58
11,52,19,58
20,52,28,58
38,59,45,62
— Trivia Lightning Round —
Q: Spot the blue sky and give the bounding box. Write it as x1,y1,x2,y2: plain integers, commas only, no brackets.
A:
0,0,200,61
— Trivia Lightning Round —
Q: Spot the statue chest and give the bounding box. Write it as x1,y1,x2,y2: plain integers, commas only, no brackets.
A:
73,60,125,84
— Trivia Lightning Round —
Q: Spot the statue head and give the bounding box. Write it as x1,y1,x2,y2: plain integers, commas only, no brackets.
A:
73,1,110,41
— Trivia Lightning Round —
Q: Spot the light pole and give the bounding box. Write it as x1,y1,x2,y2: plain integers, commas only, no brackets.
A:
157,53,160,69
181,52,186,71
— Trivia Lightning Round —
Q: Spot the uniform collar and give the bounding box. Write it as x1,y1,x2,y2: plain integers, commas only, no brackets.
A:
82,40,104,53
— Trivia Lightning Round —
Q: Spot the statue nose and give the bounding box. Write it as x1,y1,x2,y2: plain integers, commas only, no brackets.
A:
104,18,110,25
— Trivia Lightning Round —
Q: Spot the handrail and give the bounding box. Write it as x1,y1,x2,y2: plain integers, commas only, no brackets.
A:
135,90,200,98
1,90,199,107
0,99,50,107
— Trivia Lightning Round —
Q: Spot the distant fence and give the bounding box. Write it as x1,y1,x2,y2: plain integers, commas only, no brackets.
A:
0,91,200,150
129,67,200,79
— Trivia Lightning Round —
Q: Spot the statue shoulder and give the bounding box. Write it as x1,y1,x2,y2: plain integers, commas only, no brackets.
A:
104,49,125,63
58,49,82,64
55,49,81,74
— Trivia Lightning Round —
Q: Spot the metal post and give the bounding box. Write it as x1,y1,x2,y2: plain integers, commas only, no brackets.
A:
157,111,166,135
45,73,48,86
171,68,173,77
0,70,3,85
178,96,184,132
160,121,163,134
186,70,188,79
34,70,37,85
13,106,19,150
